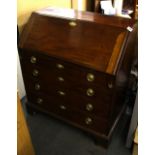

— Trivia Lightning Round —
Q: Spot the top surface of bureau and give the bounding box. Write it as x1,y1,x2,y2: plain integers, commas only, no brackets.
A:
19,7,137,74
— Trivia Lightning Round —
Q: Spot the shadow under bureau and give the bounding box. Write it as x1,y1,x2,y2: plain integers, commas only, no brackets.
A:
19,8,137,147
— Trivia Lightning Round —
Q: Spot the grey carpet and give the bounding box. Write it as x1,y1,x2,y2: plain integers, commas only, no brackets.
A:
26,110,132,155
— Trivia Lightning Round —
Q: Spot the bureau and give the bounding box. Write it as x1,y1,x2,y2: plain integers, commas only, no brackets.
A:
19,8,137,147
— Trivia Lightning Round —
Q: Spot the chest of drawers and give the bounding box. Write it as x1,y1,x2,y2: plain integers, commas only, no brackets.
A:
19,8,137,147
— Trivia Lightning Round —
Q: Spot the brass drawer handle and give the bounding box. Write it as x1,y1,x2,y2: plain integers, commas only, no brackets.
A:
35,84,40,90
85,117,93,125
32,69,39,77
86,88,95,96
30,56,37,64
58,77,64,82
86,104,93,111
108,82,113,89
69,21,77,27
56,63,64,69
57,91,66,96
87,73,95,82
59,105,66,110
37,98,43,104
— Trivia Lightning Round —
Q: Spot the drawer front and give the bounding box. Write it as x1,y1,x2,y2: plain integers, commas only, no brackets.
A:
20,50,57,70
27,91,109,135
22,66,114,100
27,91,62,111
21,50,114,118
54,108,109,135
27,91,110,118
20,50,115,94
23,76,112,109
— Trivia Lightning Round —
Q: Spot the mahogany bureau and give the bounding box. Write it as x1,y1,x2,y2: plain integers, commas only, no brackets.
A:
19,8,137,147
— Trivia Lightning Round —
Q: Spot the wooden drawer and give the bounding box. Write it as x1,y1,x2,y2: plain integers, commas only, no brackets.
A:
53,107,109,135
20,50,115,94
21,62,59,84
27,91,109,135
27,91,110,118
20,50,57,70
23,76,113,107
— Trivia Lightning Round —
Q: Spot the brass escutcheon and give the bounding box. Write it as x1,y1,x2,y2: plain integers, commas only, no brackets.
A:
85,117,93,125
87,73,95,82
59,105,66,110
35,84,40,90
32,69,39,77
86,88,95,96
58,77,64,82
30,56,37,64
58,91,66,96
86,103,93,111
56,63,64,69
37,98,43,104
69,21,77,27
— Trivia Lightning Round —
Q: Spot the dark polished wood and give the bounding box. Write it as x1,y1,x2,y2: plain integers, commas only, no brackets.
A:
19,9,136,74
19,8,137,148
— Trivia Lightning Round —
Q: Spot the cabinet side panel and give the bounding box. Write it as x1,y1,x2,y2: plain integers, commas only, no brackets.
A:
108,24,138,133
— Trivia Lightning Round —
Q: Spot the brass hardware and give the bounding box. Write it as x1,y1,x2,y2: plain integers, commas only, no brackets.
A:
86,88,95,96
85,117,92,125
59,105,66,110
32,69,39,77
56,63,64,69
108,82,113,89
69,21,77,27
37,98,43,104
86,104,93,111
35,84,40,90
87,73,95,82
30,56,37,63
58,91,66,96
58,77,64,82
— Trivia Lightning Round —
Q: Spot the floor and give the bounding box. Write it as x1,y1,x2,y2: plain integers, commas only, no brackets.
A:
26,108,132,155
